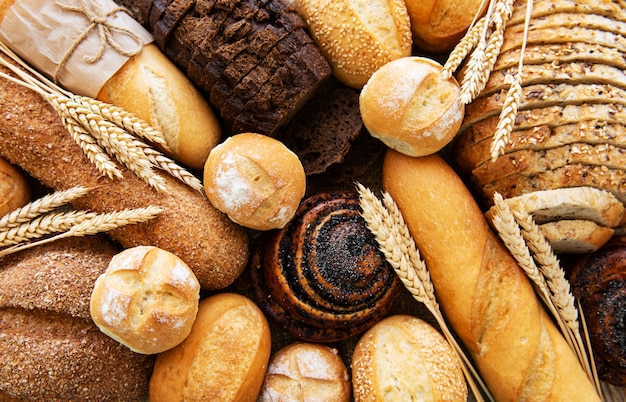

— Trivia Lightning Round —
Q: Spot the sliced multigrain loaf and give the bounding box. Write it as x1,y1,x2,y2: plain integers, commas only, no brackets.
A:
508,0,626,25
493,42,626,74
463,83,626,129
453,122,626,172
538,219,615,254
484,186,624,228
481,164,626,206
471,143,626,184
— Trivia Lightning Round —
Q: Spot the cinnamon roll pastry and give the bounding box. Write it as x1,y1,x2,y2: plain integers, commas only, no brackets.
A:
568,240,626,386
250,190,401,342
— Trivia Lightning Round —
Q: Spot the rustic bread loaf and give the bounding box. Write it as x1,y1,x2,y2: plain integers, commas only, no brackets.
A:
382,151,601,401
0,236,154,401
0,62,249,291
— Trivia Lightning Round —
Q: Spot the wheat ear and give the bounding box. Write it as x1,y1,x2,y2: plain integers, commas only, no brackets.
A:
0,206,162,258
0,186,92,229
357,183,494,402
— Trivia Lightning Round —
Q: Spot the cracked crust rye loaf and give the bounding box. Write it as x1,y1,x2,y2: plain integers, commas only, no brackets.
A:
0,63,249,291
142,0,331,136
0,236,154,401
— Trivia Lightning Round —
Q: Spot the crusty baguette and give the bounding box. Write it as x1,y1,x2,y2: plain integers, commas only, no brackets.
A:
382,150,601,401
0,236,154,401
0,63,249,291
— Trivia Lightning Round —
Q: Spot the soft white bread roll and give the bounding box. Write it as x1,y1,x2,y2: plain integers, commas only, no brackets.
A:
295,0,412,89
405,0,488,53
149,293,272,402
98,43,221,170
0,156,31,217
258,342,351,402
360,57,464,157
90,246,200,354
203,133,306,231
352,315,467,402
382,151,601,401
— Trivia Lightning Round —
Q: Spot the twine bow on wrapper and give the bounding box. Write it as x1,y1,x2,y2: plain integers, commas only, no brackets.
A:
53,0,143,84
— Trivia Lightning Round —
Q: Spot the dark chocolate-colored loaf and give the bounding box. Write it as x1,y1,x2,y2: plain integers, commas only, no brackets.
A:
141,0,331,136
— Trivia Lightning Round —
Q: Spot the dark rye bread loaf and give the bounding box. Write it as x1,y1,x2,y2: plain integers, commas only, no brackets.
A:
141,0,331,136
0,236,154,401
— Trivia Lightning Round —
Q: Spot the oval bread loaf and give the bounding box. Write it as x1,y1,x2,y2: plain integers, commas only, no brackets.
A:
149,293,272,402
382,150,601,401
360,57,464,157
0,155,30,217
0,61,249,291
295,0,412,89
352,315,467,402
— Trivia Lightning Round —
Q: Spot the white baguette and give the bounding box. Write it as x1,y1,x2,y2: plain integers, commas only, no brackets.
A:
382,151,601,401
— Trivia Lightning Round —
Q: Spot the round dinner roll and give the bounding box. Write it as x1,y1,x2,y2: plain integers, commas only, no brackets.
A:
351,315,467,402
296,0,412,89
360,56,464,157
203,133,306,231
258,342,351,402
90,246,200,354
149,293,272,402
405,0,488,53
0,156,31,217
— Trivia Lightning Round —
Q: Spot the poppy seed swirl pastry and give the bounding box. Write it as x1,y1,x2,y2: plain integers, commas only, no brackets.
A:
250,190,401,342
567,241,626,386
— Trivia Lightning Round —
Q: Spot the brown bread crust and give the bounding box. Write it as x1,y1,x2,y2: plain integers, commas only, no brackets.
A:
0,63,249,290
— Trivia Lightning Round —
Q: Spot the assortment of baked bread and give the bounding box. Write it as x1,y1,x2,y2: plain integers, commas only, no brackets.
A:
0,0,625,400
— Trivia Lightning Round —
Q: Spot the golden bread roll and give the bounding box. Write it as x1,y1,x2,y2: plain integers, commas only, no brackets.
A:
351,315,467,402
360,57,464,157
258,342,351,402
0,155,31,217
295,0,412,89
90,246,200,354
382,151,601,401
149,293,272,402
98,43,222,170
405,0,488,53
0,61,249,291
203,133,306,231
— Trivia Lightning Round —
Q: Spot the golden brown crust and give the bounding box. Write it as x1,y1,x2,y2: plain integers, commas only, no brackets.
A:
382,151,601,401
0,236,154,401
0,63,249,290
0,155,31,218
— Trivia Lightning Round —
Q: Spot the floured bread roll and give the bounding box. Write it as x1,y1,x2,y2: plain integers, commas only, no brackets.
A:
203,133,306,231
258,342,351,402
90,246,200,354
360,57,464,157
351,315,467,402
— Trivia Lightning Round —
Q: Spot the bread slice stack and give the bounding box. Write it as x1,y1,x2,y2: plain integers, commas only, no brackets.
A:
141,0,331,136
452,0,626,251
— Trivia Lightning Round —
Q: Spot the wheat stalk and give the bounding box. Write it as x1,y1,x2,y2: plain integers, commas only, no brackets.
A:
490,74,522,161
0,186,91,229
142,147,205,194
0,206,162,258
443,17,489,79
357,183,494,402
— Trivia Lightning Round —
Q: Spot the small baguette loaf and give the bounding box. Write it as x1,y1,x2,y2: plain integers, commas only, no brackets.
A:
0,63,249,291
382,150,601,401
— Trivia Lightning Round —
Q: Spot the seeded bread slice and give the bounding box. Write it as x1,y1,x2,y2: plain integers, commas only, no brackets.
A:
505,12,626,39
471,143,626,185
538,220,615,254
463,83,626,129
481,164,626,206
485,187,624,228
453,122,626,172
509,0,626,25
